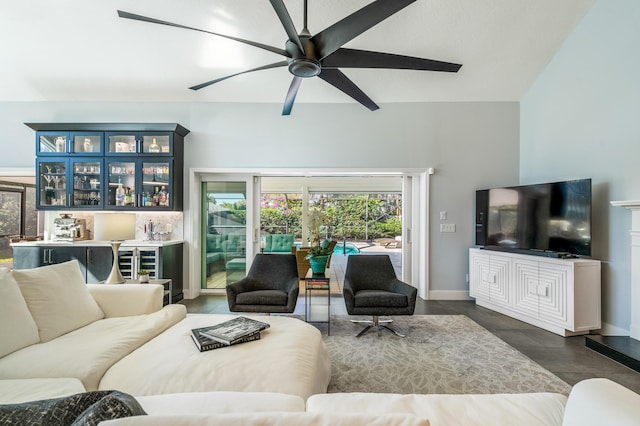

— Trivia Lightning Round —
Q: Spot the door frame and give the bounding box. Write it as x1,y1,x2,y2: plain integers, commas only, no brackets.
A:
187,168,431,299
197,173,256,292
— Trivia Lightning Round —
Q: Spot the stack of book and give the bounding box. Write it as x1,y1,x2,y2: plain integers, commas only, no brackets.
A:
190,316,270,352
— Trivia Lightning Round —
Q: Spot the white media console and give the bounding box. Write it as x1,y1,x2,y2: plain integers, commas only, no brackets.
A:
469,248,601,337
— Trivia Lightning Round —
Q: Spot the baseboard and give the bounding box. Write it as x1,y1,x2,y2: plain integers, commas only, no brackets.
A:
428,290,473,300
598,321,630,336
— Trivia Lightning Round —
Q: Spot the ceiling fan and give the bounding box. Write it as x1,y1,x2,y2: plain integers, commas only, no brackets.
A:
118,0,462,115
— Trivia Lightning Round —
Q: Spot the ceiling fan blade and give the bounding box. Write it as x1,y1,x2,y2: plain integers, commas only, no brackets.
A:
318,69,379,111
117,10,288,57
189,61,288,91
269,0,305,54
310,0,416,60
282,77,303,116
322,48,462,72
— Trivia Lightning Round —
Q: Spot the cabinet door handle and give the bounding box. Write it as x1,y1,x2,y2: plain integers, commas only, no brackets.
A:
42,249,48,264
48,249,53,264
87,248,92,262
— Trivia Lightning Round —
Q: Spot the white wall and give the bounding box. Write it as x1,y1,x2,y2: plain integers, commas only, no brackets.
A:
521,0,640,334
0,100,519,297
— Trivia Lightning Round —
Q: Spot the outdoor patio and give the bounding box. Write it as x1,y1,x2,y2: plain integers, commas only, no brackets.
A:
205,241,401,292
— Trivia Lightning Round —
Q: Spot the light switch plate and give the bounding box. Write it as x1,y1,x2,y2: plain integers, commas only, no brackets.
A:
440,223,456,233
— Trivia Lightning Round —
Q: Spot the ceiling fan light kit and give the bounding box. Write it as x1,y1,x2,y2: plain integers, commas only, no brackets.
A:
118,0,462,115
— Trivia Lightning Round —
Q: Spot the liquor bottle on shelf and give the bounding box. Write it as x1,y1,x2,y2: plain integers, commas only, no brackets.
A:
115,180,125,206
153,186,160,206
158,186,167,206
149,138,160,153
124,187,133,206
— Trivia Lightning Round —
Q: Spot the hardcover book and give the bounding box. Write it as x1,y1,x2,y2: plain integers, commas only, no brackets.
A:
190,326,261,352
198,316,270,345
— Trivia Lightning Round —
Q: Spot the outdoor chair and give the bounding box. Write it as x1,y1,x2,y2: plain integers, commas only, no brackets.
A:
342,254,417,337
226,254,299,314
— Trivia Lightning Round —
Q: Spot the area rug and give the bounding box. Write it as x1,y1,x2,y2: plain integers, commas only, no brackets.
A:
323,315,572,395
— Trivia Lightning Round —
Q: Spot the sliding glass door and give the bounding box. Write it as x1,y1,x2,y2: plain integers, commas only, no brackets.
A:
197,173,425,296
201,180,249,290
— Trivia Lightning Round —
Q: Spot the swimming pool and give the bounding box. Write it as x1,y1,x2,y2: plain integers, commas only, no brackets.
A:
293,241,360,254
333,242,360,254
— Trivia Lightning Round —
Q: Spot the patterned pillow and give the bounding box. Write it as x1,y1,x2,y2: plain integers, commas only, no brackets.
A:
0,268,40,357
0,390,146,426
12,260,105,342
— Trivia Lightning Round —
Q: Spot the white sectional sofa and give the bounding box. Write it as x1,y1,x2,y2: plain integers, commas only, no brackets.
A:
0,260,331,400
0,261,187,391
1,261,639,425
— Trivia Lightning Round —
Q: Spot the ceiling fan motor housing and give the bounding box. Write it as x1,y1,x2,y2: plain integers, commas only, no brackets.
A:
286,37,321,77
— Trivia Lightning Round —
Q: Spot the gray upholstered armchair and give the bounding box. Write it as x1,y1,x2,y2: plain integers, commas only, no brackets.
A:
343,254,417,337
226,254,299,314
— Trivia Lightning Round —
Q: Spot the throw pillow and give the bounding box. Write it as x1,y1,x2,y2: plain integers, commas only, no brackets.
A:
0,268,40,358
12,260,105,342
0,390,146,426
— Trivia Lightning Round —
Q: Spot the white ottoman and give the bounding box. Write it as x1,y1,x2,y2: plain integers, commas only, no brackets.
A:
98,314,331,400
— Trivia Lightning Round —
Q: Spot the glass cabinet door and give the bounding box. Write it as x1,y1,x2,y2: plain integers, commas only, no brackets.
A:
106,133,138,155
142,134,172,155
105,132,173,155
141,160,172,208
70,132,103,155
37,160,68,207
106,159,137,208
37,132,69,155
71,159,102,208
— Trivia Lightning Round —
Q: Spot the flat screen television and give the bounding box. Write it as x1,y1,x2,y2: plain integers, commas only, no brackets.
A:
475,178,592,257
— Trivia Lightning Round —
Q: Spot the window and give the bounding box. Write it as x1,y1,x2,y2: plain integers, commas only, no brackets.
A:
0,179,38,268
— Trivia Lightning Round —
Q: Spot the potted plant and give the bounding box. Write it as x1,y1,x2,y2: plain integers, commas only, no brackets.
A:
305,209,332,273
138,269,150,283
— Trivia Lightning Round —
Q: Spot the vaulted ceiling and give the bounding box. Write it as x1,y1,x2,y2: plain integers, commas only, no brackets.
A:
1,0,593,104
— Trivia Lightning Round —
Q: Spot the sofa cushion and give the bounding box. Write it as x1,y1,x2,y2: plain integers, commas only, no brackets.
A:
0,304,186,391
0,268,40,358
0,378,86,404
355,290,408,308
264,234,295,253
562,378,640,426
87,284,165,318
100,412,430,426
206,234,224,253
11,260,105,342
307,392,566,426
236,289,288,306
136,391,305,415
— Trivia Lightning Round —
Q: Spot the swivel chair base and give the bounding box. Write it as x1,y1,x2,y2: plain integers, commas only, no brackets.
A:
350,315,406,338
